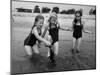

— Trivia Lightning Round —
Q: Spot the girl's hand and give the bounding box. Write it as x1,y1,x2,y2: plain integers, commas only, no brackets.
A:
67,28,72,31
45,41,51,46
88,31,93,34
90,32,94,34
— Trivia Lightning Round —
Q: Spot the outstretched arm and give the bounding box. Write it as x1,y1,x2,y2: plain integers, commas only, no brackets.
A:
83,28,93,34
57,22,72,31
82,22,93,34
60,21,74,31
59,27,72,31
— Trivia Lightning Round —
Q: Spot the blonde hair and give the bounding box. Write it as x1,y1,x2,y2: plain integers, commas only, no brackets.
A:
48,12,58,23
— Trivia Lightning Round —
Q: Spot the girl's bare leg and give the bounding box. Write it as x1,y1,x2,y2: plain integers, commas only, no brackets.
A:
77,38,82,51
24,45,33,56
46,35,52,57
72,37,77,49
47,47,50,57
54,42,59,56
33,44,39,54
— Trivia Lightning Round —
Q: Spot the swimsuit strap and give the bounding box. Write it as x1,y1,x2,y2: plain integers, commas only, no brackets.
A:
49,22,58,29
31,24,42,35
29,24,36,34
73,18,83,26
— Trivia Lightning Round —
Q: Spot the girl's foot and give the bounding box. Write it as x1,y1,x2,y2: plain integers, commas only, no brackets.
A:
76,49,80,54
71,48,75,54
48,50,56,66
48,54,55,63
47,56,56,68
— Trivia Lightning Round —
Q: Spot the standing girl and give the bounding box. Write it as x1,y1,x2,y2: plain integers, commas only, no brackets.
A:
24,15,51,59
41,12,59,64
43,12,70,64
71,10,93,53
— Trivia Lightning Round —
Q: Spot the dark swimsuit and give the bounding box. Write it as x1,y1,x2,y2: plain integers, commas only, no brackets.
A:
49,22,59,45
24,26,41,46
73,21,83,39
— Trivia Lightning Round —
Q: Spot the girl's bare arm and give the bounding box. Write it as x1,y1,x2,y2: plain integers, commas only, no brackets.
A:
41,22,49,37
32,27,50,45
83,28,93,34
82,21,93,34
58,21,72,31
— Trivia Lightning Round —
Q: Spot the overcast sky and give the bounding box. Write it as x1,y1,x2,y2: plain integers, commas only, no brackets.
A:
12,1,96,15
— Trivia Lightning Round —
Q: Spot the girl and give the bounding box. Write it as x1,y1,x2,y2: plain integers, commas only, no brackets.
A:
24,15,51,59
43,12,70,64
41,12,59,64
71,10,93,53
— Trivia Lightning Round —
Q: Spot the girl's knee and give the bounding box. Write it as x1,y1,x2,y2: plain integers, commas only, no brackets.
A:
24,45,33,56
54,42,59,55
33,44,40,54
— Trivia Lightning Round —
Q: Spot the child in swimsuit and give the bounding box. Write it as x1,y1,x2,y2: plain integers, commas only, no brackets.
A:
41,12,59,64
42,12,70,64
71,10,93,53
24,15,51,59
